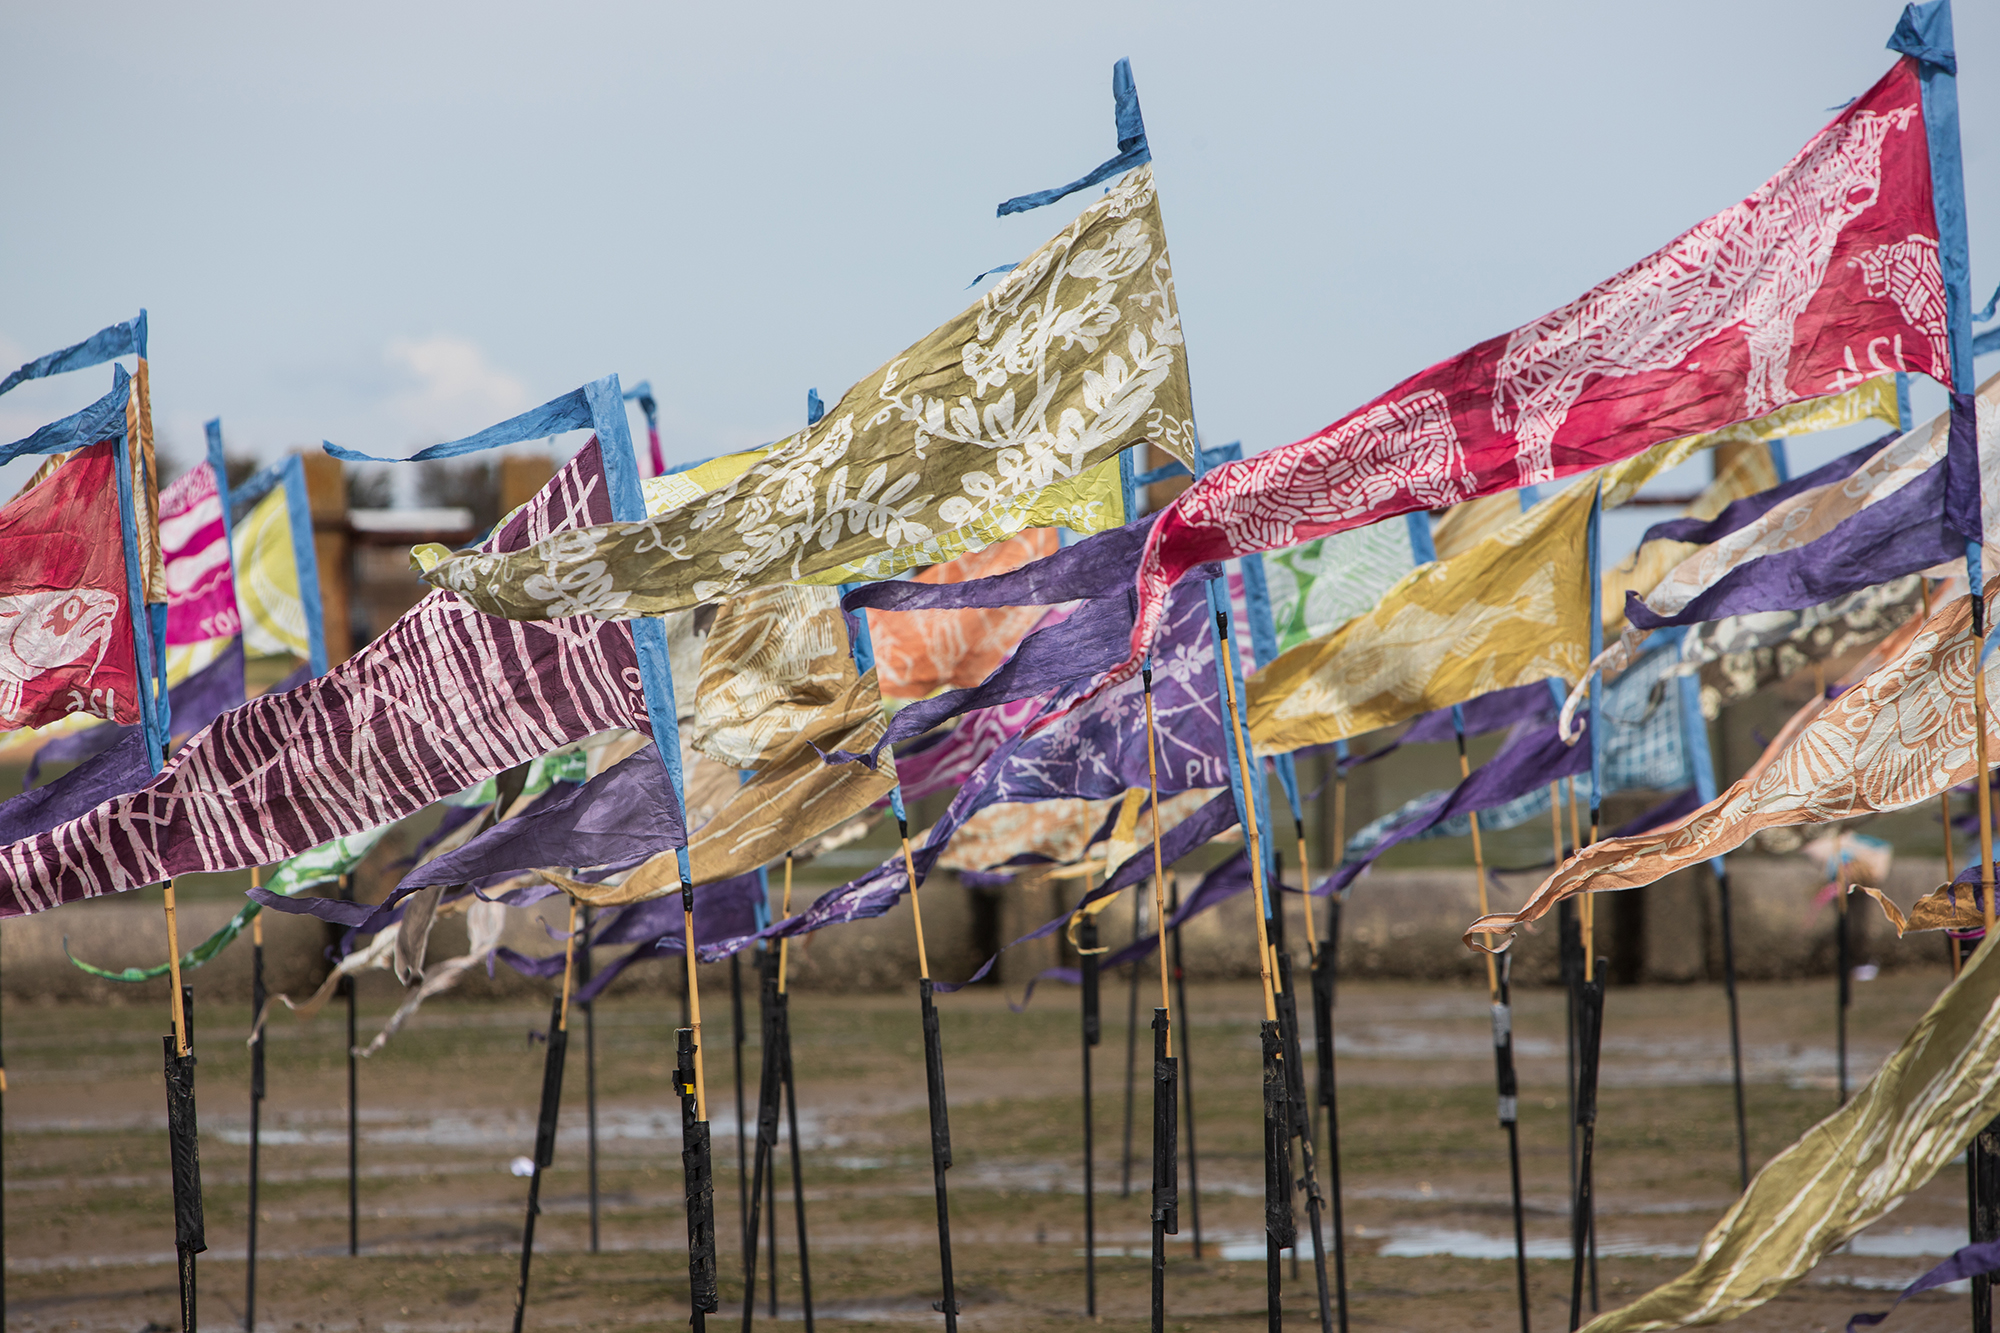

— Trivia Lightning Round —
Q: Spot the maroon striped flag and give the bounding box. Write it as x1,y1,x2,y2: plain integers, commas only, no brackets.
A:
0,441,659,917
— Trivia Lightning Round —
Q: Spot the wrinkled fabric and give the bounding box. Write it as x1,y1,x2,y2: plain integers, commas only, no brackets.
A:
499,873,769,998
422,167,1192,616
0,441,141,730
230,464,315,662
0,442,663,918
1627,372,2000,631
1117,63,1945,701
830,596,1129,768
896,698,1043,803
864,529,1059,698
844,512,1162,613
1247,418,1784,752
565,707,900,906
985,581,1229,801
24,637,246,786
1578,937,2000,1333
689,583,861,768
159,461,238,646
1687,574,1933,720
1467,591,1997,945
1262,519,1426,653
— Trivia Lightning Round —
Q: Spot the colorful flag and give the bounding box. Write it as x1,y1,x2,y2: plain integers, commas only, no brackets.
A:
1262,516,1432,653
418,166,1192,617
0,441,662,918
688,583,872,769
1465,590,1989,945
1576,934,2000,1333
1116,59,1948,699
227,456,327,673
1625,372,1998,632
862,528,1059,699
159,461,238,645
0,440,142,731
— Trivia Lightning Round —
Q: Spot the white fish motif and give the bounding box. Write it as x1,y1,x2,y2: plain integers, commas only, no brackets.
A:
0,588,122,724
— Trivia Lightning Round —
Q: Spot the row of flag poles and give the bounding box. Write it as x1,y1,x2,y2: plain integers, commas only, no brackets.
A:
2,1,2000,1331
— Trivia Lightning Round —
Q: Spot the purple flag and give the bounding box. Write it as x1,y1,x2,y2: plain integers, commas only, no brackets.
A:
498,871,767,997
1624,457,1960,631
1325,715,1592,895
984,581,1230,802
1847,1237,2000,1332
827,597,1128,768
843,515,1159,614
0,729,150,847
1639,433,1888,549
255,748,682,931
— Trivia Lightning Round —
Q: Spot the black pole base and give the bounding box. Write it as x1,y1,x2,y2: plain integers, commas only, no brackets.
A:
677,1028,719,1322
919,980,961,1330
513,995,569,1333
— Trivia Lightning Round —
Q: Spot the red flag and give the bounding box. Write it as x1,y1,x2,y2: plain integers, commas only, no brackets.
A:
0,441,140,728
1114,59,1947,702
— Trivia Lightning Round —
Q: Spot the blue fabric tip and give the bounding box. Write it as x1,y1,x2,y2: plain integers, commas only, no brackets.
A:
1888,0,1957,73
807,388,824,426
1975,283,2000,325
966,262,1019,289
995,57,1151,217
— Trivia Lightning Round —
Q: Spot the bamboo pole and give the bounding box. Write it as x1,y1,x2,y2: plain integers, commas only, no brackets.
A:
1143,670,1173,1050
163,880,188,1056
1214,614,1277,1024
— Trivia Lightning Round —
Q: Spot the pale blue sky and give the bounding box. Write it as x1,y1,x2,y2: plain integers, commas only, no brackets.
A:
2,0,1995,542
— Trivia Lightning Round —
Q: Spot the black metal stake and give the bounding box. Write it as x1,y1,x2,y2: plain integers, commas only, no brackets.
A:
1169,880,1202,1258
1272,885,1303,1286
1493,953,1530,1333
732,953,748,1254
920,979,961,1330
340,874,358,1258
680,1026,719,1332
1080,916,1102,1316
1262,1020,1295,1331
743,961,784,1333
779,985,815,1333
1150,1008,1178,1333
583,907,600,1254
1309,896,1348,1333
247,923,267,1331
1122,889,1142,1198
512,994,569,1333
1568,974,1605,1332
165,987,204,1333
1715,870,1750,1191
767,1112,779,1319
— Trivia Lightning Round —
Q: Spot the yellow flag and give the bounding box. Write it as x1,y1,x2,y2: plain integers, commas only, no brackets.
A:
234,486,311,661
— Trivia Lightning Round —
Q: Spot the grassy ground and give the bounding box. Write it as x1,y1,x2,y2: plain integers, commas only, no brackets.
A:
0,966,1978,1331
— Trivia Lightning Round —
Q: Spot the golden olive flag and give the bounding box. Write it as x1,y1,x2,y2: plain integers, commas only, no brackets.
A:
1579,931,2000,1332
422,166,1192,619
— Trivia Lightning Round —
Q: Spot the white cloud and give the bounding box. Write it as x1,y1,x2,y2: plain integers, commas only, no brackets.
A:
383,334,532,447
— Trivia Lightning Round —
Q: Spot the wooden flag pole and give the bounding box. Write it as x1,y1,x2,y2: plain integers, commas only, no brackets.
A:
1214,614,1278,1024
164,880,188,1057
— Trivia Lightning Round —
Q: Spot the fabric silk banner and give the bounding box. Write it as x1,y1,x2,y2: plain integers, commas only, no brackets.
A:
688,583,871,769
419,166,1192,617
1578,934,2000,1333
1465,589,1990,945
159,460,238,646
1627,371,1996,632
230,457,325,668
0,441,141,730
1114,59,1947,699
0,442,663,918
863,528,1058,699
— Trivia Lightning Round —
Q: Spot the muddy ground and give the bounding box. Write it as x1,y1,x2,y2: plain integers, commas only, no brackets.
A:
0,963,1980,1331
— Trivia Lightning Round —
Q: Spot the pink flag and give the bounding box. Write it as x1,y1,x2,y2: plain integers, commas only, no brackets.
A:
159,462,238,644
0,442,140,729
1114,59,1948,700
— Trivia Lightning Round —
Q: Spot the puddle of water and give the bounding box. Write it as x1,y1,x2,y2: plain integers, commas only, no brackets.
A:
1374,1226,1694,1261
1846,1225,1970,1258
1218,1241,1299,1262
